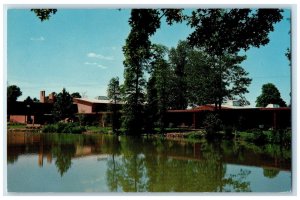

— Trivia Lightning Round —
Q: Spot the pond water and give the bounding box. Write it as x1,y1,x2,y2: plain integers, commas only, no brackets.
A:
7,132,292,193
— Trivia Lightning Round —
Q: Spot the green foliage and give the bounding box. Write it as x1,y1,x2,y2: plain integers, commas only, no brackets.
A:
144,75,158,133
256,83,287,107
122,9,161,135
263,168,280,179
52,88,75,121
31,9,57,21
42,122,86,134
184,49,251,109
7,85,22,102
86,126,112,134
238,129,291,145
77,114,100,126
107,77,121,101
186,131,204,140
168,40,191,109
107,77,122,133
7,122,26,129
187,9,283,56
42,124,58,133
203,113,223,138
150,44,172,133
185,9,282,109
71,92,81,98
51,143,76,177
281,128,292,146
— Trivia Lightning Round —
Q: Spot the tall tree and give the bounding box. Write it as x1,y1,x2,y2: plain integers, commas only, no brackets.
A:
187,9,283,109
122,9,161,135
107,77,122,133
52,88,75,121
187,9,283,56
146,44,171,133
185,50,252,108
7,85,22,102
256,83,287,107
168,40,192,110
185,50,215,106
144,75,158,133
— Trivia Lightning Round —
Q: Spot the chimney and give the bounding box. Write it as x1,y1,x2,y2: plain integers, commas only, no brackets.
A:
40,91,46,103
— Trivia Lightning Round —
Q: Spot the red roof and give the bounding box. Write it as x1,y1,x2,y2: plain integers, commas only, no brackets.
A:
193,105,232,111
168,105,231,113
167,104,291,113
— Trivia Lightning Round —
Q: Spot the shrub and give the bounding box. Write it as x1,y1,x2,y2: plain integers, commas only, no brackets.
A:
282,128,291,146
42,124,58,133
203,113,223,138
56,122,66,133
42,122,86,134
186,131,204,140
68,126,86,134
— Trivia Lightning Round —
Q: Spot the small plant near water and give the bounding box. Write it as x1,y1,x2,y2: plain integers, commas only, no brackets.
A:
186,130,206,140
42,122,86,134
237,128,291,145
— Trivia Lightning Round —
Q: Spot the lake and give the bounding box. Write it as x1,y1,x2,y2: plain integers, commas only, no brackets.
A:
7,132,292,193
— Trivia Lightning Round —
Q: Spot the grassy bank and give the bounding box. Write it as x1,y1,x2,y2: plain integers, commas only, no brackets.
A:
7,123,27,129
161,127,291,146
42,123,115,134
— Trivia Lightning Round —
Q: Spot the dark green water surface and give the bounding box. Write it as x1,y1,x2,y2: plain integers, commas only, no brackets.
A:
7,132,291,193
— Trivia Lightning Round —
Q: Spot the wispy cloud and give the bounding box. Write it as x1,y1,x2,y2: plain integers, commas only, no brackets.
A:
84,62,98,65
87,52,114,60
30,36,45,41
84,62,107,69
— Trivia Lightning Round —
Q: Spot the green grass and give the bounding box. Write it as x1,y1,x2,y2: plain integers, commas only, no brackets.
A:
85,126,112,134
7,123,26,129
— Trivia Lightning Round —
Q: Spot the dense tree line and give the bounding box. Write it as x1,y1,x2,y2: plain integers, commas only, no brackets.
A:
32,8,285,135
120,9,283,135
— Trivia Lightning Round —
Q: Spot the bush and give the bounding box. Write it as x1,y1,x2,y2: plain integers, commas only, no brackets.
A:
186,131,204,140
238,129,292,145
56,122,66,133
203,113,223,139
282,128,291,146
42,122,86,134
42,124,57,133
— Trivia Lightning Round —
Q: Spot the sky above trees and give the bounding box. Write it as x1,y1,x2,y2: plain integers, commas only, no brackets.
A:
7,8,291,106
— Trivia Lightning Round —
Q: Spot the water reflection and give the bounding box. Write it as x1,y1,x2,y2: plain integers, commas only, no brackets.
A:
104,137,250,192
7,132,291,192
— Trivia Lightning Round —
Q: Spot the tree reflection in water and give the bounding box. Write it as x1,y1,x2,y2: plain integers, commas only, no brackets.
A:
51,144,76,177
263,168,280,179
7,132,291,192
105,137,252,192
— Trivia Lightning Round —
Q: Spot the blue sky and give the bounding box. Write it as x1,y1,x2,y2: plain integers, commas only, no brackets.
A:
7,8,291,106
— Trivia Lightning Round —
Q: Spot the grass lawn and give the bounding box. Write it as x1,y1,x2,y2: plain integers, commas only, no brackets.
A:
85,126,112,134
7,123,27,129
